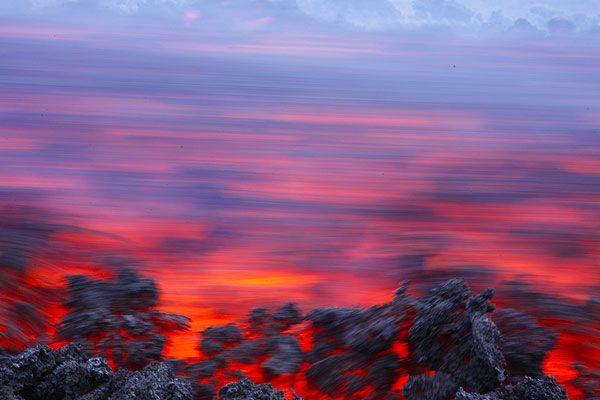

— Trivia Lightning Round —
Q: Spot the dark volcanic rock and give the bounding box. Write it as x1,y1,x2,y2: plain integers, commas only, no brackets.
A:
57,268,190,369
455,376,568,400
218,377,301,400
0,343,193,400
1,278,575,400
507,376,569,400
494,309,557,378
196,303,304,383
304,282,409,397
403,373,458,400
107,362,193,400
201,325,243,355
409,279,506,393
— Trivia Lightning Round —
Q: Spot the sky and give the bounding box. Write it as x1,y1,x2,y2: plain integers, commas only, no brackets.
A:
0,0,599,369
2,0,600,34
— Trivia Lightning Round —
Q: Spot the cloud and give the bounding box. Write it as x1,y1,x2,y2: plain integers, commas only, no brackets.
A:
412,0,475,22
295,0,401,29
183,8,200,25
24,0,193,14
8,0,600,35
287,0,600,34
318,0,599,33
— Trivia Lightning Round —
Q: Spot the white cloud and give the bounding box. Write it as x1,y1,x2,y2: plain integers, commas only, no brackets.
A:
10,0,600,35
25,0,192,13
295,0,401,29
291,0,600,34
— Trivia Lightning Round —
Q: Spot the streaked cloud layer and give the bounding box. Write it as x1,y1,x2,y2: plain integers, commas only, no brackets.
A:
1,19,599,302
0,0,599,380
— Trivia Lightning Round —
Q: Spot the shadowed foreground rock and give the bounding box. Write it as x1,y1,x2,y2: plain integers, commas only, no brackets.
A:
0,343,193,400
218,378,303,400
455,376,568,400
0,345,301,400
403,373,458,400
409,279,506,393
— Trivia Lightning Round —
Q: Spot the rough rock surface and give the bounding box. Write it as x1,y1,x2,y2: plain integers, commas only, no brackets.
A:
1,278,577,400
190,302,304,396
219,378,289,400
304,283,409,397
0,343,193,400
494,309,557,379
409,279,506,393
455,376,569,400
403,373,458,400
57,268,190,369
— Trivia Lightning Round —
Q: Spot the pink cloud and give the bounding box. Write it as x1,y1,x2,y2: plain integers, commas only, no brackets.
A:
241,16,273,30
183,9,200,25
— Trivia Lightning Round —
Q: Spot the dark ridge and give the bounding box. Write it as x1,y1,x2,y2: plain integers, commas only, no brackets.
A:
2,272,590,399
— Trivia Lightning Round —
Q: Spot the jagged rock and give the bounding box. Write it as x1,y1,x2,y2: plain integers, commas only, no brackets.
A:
0,343,193,400
197,304,305,383
57,268,190,369
200,325,243,355
107,362,193,400
271,303,303,328
6,345,57,392
1,278,576,400
403,373,458,400
409,279,506,393
305,354,347,396
456,376,568,400
304,283,408,397
218,377,295,400
262,335,303,376
0,386,24,400
507,376,569,400
455,388,502,400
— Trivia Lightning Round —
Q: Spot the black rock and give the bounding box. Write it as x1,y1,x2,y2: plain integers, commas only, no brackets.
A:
0,343,193,400
403,373,458,400
409,279,506,393
57,268,190,369
218,377,299,400
456,376,568,400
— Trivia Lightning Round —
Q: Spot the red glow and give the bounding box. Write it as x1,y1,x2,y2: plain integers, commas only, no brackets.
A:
1,28,599,399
